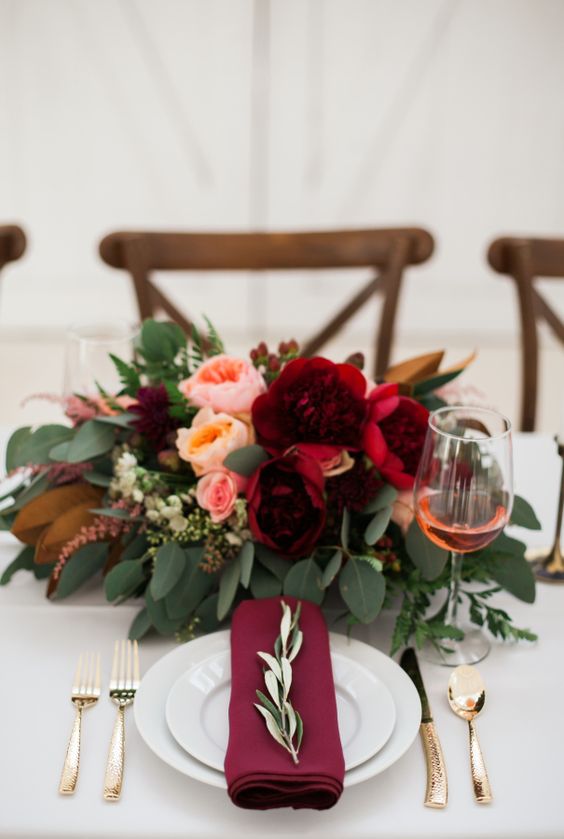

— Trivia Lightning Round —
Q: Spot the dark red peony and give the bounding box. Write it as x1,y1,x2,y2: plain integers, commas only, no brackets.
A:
363,383,429,489
246,449,326,557
130,384,180,450
252,357,369,451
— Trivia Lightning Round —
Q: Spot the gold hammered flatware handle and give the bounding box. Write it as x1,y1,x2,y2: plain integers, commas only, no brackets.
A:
420,721,448,808
59,705,83,794
104,705,125,801
468,719,492,803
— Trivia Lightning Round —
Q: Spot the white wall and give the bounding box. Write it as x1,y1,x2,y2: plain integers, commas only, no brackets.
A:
0,0,562,414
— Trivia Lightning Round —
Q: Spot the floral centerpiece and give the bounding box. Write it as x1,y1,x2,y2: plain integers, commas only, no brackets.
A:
0,320,539,652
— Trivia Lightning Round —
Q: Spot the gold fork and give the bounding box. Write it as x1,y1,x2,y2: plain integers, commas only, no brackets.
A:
103,639,140,801
59,652,101,795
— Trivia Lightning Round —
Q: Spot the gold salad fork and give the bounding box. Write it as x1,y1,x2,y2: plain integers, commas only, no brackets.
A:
103,640,140,801
59,652,101,795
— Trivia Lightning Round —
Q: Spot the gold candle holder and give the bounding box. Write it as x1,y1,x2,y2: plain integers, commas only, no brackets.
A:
533,439,564,584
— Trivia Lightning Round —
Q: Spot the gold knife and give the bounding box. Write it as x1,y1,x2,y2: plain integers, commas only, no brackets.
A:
400,647,448,808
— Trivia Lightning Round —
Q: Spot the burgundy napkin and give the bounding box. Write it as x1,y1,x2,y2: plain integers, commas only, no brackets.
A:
224,596,345,810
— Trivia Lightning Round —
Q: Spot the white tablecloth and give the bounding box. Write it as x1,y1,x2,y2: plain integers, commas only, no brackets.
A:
0,433,563,839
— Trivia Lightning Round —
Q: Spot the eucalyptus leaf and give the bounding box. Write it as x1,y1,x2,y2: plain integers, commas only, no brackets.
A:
56,543,108,599
194,593,222,632
362,484,398,515
121,533,149,562
128,607,152,641
488,552,536,603
49,441,71,461
223,444,269,477
17,425,74,466
239,541,255,588
84,471,112,488
165,548,213,620
283,557,324,605
510,495,542,530
4,472,50,513
255,545,291,581
321,550,342,588
105,559,146,602
364,506,392,545
340,507,350,549
93,412,136,428
339,558,386,623
145,587,182,635
90,507,133,520
5,426,31,472
65,421,115,463
0,545,35,585
217,556,241,620
405,520,449,580
151,542,186,600
250,563,282,598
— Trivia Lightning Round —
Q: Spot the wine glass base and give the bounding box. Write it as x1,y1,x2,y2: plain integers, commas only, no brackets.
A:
418,627,491,667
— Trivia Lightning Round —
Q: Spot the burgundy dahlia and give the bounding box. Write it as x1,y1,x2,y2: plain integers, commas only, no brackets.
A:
326,456,383,517
252,357,369,451
130,385,179,450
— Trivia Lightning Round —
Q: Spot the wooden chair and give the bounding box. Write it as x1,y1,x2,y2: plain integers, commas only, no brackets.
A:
0,225,26,274
488,236,564,431
99,227,434,378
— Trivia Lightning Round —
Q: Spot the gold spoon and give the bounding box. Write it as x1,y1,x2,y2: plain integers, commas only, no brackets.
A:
448,665,492,804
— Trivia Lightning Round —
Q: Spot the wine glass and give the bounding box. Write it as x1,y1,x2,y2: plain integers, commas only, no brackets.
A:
414,406,513,665
63,320,139,398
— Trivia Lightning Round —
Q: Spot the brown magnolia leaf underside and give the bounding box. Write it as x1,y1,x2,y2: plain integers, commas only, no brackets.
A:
34,501,102,565
11,483,103,545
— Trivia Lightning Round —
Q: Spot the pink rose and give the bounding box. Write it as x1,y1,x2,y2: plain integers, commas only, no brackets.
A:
176,406,251,476
179,354,266,414
196,470,239,523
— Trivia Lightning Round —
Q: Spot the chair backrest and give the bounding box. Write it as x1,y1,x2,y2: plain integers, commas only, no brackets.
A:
488,236,564,431
0,225,26,272
99,227,434,378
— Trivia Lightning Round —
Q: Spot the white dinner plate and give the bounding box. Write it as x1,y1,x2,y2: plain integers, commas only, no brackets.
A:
165,649,396,772
134,630,421,789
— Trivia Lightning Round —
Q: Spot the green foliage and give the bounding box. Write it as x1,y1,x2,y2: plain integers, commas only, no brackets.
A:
405,520,449,580
109,353,141,396
150,542,186,600
364,507,392,545
129,607,152,641
239,542,255,588
0,545,35,585
165,548,214,620
63,420,115,463
255,545,291,581
5,427,32,472
250,563,282,598
321,550,342,588
224,445,269,477
339,559,386,623
145,586,183,635
362,484,398,515
105,560,146,602
217,556,242,620
56,543,108,599
283,557,324,605
16,425,74,466
510,495,542,530
203,316,225,356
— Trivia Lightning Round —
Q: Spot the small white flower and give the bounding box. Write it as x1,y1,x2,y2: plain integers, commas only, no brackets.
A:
132,489,144,504
169,515,188,533
166,495,182,509
144,495,157,511
160,505,177,519
146,510,160,522
225,532,243,547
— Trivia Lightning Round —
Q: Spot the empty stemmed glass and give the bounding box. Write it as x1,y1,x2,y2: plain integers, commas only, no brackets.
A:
414,406,513,665
63,320,138,399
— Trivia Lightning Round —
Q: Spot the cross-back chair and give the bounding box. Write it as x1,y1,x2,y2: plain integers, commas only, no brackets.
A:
488,236,564,431
99,227,434,378
0,225,26,275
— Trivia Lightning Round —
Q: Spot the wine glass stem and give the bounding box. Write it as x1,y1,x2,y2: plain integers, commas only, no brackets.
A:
445,551,464,628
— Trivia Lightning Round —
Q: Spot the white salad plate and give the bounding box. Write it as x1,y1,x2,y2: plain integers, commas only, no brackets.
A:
165,649,396,772
134,630,421,789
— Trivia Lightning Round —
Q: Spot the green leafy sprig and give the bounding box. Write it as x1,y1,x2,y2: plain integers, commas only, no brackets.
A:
255,600,304,765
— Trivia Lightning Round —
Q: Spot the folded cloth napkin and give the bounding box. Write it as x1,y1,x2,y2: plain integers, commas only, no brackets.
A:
224,595,345,810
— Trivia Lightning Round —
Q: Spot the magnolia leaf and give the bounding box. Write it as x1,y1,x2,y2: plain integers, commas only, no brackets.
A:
11,483,103,546
257,651,282,683
362,484,398,515
405,519,449,580
217,556,241,620
223,444,269,477
281,656,292,699
288,630,303,663
385,351,444,384
264,669,281,708
364,506,392,545
239,541,255,588
256,689,282,725
339,559,386,623
283,557,324,605
128,607,152,641
56,543,108,599
65,420,115,463
151,541,186,600
280,602,292,649
510,495,542,530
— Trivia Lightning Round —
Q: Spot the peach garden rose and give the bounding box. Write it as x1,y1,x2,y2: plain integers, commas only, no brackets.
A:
176,406,251,476
179,354,266,415
196,471,238,523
